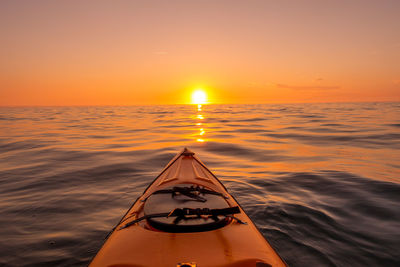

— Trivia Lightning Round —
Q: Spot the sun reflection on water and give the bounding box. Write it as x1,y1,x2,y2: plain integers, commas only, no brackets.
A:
194,105,206,142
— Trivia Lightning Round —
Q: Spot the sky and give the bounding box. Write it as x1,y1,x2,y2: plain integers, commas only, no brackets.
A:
0,0,399,105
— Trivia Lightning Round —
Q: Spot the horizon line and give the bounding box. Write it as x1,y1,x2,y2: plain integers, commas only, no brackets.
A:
0,100,398,108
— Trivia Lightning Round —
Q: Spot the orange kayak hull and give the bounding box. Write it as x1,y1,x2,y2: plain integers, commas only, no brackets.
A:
90,148,286,267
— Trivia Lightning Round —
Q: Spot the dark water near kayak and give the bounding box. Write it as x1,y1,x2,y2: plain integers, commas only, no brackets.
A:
0,103,399,266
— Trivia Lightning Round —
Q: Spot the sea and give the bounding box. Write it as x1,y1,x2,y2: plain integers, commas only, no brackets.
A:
0,103,399,267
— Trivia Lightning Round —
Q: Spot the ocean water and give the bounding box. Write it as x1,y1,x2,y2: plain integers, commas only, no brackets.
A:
0,103,399,267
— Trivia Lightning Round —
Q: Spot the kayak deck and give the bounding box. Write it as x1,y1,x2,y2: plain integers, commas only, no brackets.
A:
90,148,286,267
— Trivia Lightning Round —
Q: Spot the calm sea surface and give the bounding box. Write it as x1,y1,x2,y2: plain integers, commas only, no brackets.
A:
0,103,399,266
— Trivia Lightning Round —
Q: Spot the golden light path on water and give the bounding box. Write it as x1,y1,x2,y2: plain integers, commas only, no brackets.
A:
0,103,399,267
189,88,208,142
196,104,205,142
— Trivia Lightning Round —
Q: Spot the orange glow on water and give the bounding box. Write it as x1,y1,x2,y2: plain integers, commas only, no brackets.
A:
194,103,207,142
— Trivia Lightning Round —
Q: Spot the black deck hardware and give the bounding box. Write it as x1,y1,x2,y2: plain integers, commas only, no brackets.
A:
119,206,240,230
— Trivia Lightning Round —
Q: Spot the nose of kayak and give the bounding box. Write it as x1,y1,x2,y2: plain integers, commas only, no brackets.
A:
89,148,287,267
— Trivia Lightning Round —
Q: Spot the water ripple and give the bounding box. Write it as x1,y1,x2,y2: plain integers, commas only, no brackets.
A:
0,103,399,266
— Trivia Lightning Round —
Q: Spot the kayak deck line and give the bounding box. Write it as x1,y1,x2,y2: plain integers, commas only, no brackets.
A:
90,148,287,267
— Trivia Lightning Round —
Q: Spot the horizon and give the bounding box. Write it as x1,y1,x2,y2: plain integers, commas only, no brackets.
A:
1,99,399,108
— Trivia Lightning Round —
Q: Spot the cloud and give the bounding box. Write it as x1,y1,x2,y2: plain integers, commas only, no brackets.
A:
276,83,340,90
154,51,168,55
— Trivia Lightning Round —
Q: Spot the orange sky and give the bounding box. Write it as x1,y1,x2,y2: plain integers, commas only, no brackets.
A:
0,0,399,106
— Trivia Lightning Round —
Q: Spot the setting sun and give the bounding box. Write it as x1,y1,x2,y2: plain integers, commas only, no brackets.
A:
191,90,207,105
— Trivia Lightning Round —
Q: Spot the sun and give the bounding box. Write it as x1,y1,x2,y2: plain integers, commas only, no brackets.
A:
191,89,207,104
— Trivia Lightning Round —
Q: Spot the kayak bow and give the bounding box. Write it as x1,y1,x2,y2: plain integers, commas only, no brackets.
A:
90,148,286,267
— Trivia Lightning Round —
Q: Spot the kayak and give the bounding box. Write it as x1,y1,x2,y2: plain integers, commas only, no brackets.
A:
90,148,287,267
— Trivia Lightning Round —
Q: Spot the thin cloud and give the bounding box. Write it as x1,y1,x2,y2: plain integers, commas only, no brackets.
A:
154,51,168,55
276,83,340,90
